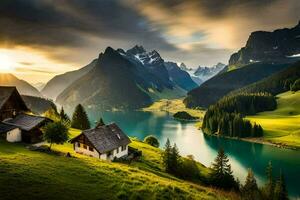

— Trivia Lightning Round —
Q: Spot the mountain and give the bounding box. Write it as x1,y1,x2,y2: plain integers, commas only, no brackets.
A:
55,45,199,110
229,21,300,68
179,63,193,71
184,62,290,108
194,63,226,82
31,82,45,91
57,47,186,111
0,73,41,97
124,45,174,89
163,62,198,91
41,59,97,100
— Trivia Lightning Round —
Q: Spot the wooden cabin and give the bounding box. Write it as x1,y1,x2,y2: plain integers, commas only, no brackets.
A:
70,123,131,160
0,86,29,121
0,114,51,143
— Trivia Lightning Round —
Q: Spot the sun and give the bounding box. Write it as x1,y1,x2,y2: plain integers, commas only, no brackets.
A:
0,53,14,72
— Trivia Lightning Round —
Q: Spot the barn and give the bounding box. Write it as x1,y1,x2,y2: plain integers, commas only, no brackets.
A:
70,123,131,160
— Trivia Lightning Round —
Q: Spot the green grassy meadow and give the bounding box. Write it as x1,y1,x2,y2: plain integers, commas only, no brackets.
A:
0,129,238,200
247,91,300,148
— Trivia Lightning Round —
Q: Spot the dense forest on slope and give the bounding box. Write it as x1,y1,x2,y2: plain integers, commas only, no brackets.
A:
202,93,275,138
184,62,289,108
230,61,300,96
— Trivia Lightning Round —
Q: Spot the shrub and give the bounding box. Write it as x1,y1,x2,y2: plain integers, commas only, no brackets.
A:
177,157,200,180
143,135,159,147
43,121,69,150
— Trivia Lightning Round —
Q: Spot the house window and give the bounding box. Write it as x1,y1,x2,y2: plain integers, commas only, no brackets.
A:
121,145,126,151
83,144,87,149
77,143,80,147
89,146,94,152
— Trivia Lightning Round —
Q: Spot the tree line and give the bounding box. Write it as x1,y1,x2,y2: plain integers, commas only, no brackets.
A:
202,93,274,137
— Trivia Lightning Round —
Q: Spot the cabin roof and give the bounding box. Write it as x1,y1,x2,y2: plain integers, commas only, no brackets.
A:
0,86,29,111
0,86,17,109
70,123,131,153
0,122,17,134
3,114,50,131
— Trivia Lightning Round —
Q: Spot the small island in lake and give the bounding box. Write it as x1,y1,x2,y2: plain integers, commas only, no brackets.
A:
173,111,199,121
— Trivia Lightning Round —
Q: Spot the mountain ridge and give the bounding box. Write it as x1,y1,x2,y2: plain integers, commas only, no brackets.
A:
0,73,41,97
229,21,300,68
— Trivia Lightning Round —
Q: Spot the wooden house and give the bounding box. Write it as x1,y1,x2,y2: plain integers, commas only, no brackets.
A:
0,86,29,121
70,123,131,160
0,114,51,143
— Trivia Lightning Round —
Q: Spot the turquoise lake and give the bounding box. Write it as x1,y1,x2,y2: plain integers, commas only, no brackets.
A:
87,110,300,198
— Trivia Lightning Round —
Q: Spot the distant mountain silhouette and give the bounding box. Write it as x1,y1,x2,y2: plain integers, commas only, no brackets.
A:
41,60,97,100
0,73,41,97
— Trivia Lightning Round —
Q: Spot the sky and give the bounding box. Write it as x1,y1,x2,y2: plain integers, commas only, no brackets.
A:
0,0,299,84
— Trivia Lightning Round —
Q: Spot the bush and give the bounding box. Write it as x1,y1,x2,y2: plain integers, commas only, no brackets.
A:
176,157,200,180
143,135,159,147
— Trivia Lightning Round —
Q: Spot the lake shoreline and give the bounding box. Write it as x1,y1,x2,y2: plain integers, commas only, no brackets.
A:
203,132,299,151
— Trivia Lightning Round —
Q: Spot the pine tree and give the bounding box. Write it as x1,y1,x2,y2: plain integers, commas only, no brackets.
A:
263,161,274,200
59,107,70,123
170,143,180,174
71,104,90,130
162,139,172,173
242,169,261,200
274,170,289,200
95,117,105,127
210,148,236,189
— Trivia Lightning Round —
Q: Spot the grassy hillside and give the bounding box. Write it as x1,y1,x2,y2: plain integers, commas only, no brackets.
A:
246,91,300,148
0,129,238,200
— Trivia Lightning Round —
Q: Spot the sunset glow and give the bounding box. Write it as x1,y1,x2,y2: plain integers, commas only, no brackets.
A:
0,53,14,72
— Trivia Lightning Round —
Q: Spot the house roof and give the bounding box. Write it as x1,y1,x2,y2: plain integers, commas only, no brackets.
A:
0,86,28,111
0,122,17,134
3,114,50,131
0,86,16,109
70,123,131,153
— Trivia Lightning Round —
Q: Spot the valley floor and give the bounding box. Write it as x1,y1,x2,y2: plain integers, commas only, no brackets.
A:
0,129,238,200
142,98,205,128
246,91,300,149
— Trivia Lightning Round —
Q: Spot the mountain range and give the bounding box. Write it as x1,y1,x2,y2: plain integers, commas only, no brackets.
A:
184,21,300,108
48,46,198,111
179,62,226,85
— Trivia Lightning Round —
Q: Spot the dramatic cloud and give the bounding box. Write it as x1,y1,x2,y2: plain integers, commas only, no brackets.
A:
0,0,299,83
